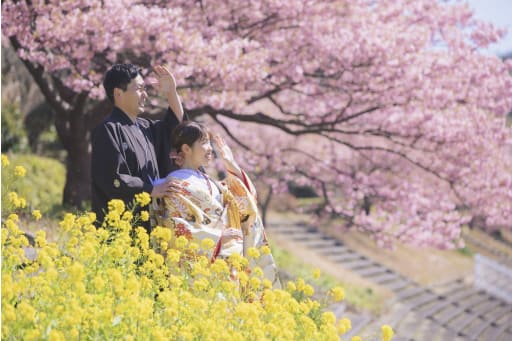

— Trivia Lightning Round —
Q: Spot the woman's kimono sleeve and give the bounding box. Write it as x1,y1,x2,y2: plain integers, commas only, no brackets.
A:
224,170,281,287
224,170,259,223
160,193,242,259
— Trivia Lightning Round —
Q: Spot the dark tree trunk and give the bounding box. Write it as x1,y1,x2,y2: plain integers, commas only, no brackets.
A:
259,184,273,227
63,136,92,208
55,101,110,208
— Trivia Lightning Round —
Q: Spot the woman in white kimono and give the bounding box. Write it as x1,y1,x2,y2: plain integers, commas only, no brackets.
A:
156,121,280,287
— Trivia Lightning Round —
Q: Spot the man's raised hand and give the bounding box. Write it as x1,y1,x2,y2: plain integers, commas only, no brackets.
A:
152,65,177,97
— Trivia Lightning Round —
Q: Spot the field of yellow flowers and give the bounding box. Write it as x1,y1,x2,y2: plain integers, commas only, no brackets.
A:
1,154,394,340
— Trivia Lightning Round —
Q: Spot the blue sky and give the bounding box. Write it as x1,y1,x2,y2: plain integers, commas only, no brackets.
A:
464,0,512,56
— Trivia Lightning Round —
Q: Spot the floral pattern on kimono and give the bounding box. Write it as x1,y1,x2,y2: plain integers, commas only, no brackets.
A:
155,169,280,287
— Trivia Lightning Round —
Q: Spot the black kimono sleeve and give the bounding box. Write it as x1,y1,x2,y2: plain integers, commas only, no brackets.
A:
91,124,154,200
151,107,190,177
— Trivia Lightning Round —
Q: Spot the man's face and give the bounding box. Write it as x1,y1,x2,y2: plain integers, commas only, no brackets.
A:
115,75,147,117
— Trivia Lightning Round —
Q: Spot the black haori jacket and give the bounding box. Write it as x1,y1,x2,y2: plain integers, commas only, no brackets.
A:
91,106,185,231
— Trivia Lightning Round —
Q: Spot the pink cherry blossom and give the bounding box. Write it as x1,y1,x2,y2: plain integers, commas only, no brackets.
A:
2,0,511,248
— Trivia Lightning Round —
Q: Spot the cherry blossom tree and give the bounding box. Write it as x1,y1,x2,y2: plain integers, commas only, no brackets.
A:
2,0,511,247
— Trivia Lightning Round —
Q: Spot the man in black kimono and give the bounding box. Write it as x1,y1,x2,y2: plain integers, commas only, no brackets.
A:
91,64,186,230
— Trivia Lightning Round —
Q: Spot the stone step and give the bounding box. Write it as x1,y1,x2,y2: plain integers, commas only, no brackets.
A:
315,244,351,255
476,319,510,341
413,318,447,341
450,312,482,334
469,298,502,316
383,278,411,292
396,286,426,300
444,311,476,334
429,278,465,291
369,271,401,285
269,225,310,233
498,330,512,341
483,305,512,321
289,232,322,241
338,258,374,270
495,310,512,325
415,288,477,319
326,252,364,263
355,266,389,277
300,238,339,248
465,315,499,340
439,296,492,332
403,291,437,310
343,314,373,340
433,304,471,326
377,304,412,331
437,326,460,341
393,312,420,340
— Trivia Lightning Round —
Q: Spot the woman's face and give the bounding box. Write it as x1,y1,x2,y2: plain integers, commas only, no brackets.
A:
185,136,213,169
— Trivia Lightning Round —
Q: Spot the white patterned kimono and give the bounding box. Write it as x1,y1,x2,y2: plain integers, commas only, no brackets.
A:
155,168,280,287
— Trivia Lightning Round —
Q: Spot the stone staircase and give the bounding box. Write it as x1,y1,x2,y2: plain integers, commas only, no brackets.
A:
268,221,512,341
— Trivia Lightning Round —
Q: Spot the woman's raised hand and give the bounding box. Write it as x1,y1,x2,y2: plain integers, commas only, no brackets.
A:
212,134,242,177
221,228,243,243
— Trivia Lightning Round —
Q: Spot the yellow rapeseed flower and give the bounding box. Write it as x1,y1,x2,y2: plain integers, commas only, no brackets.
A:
8,213,19,222
135,192,151,206
322,311,336,325
221,280,236,294
24,329,41,341
260,245,271,255
2,304,16,322
239,271,249,286
35,230,47,248
193,277,210,291
92,275,105,289
337,318,352,335
108,199,125,214
160,241,168,250
169,274,183,287
299,315,317,337
286,281,297,292
140,210,150,222
303,284,314,297
330,286,345,301
201,238,215,250
7,191,26,208
252,266,264,278
7,191,18,203
313,268,321,279
68,262,86,282
381,324,394,341
351,337,362,341
174,235,189,249
32,210,42,221
49,330,65,341
0,159,374,341
296,278,306,292
249,277,261,289
17,301,36,323
247,247,260,259
263,279,272,289
167,249,181,264
1,154,10,167
14,165,26,177
122,211,133,221
211,259,229,275
151,226,173,242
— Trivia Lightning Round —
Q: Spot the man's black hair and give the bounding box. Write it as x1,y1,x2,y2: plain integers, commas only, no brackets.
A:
103,64,141,103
